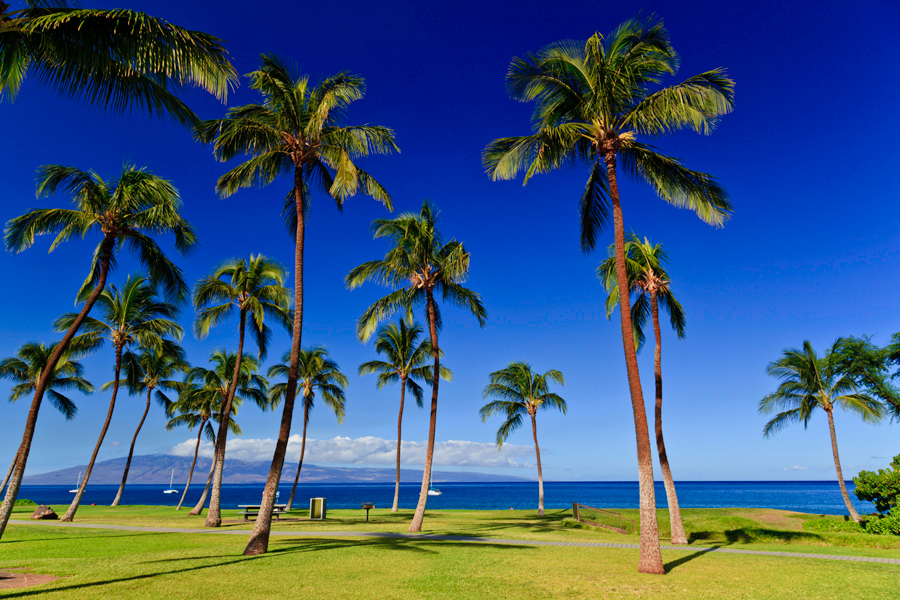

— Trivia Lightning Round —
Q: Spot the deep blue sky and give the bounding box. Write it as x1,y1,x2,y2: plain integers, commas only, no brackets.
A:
2,0,899,482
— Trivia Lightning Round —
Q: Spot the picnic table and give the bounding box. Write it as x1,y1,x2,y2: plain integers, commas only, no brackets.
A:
237,504,287,521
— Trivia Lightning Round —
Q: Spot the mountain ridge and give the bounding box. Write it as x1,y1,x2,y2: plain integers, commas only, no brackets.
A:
22,454,532,484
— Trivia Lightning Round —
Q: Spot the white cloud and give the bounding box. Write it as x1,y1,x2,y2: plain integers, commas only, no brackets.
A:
782,465,808,471
168,435,535,468
110,441,121,446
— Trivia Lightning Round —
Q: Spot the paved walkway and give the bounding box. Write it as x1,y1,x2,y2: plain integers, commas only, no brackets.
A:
9,520,900,564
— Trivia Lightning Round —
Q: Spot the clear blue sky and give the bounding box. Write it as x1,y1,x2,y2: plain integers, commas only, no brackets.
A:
2,0,899,482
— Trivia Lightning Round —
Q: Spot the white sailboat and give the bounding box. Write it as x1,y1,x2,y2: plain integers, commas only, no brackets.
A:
427,472,441,496
69,471,81,493
163,469,178,494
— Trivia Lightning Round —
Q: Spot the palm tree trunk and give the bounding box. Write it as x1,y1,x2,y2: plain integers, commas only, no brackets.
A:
651,291,687,545
189,444,218,516
0,240,113,540
285,404,310,511
1,453,17,498
605,152,664,575
409,291,440,533
177,418,207,510
393,376,407,513
111,386,153,506
205,310,247,527
825,408,862,522
244,167,306,555
61,343,124,522
531,413,544,516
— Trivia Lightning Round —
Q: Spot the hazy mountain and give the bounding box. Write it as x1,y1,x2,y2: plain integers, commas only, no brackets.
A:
22,454,531,484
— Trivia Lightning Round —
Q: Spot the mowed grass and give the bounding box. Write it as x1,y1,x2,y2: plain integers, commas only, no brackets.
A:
1,505,898,599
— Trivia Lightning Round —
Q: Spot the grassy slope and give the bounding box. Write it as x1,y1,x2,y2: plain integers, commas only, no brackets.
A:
1,505,897,599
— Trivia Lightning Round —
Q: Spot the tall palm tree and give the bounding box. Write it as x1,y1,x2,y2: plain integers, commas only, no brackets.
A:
598,234,688,544
482,18,733,574
268,347,347,511
760,340,883,523
194,255,290,527
111,342,187,506
0,1,237,125
359,320,450,512
479,362,566,516
0,339,94,496
1,163,195,538
180,350,264,516
197,53,397,555
55,275,182,521
347,201,486,532
166,352,246,511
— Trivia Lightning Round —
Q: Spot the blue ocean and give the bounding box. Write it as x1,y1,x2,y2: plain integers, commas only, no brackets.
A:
18,480,875,515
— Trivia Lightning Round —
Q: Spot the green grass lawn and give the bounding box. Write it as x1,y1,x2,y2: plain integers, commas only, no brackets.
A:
1,505,897,599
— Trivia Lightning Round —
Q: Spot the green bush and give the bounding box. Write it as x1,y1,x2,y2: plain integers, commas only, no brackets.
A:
853,453,900,515
14,498,37,506
864,514,900,536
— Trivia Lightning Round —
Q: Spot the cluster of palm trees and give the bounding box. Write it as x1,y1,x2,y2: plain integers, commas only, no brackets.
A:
0,3,742,575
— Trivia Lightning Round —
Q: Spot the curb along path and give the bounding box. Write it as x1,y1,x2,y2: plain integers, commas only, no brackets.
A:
9,520,900,564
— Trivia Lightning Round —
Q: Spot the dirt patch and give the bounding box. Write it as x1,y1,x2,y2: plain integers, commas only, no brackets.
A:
746,509,807,531
0,570,61,590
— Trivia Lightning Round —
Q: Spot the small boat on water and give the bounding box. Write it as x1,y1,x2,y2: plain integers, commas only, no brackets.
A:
69,471,81,493
427,473,441,496
163,469,178,494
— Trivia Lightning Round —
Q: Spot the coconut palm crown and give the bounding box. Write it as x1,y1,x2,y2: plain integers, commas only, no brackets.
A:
0,0,237,126
597,233,685,349
760,339,884,522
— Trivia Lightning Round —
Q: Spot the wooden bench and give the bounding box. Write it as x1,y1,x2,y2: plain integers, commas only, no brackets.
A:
237,504,287,521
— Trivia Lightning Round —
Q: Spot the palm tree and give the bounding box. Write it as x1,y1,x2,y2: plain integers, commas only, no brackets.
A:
194,255,290,527
1,163,195,538
359,320,451,512
197,53,397,555
166,351,246,511
347,201,486,532
180,350,264,516
0,339,94,497
760,340,883,523
0,1,237,126
598,234,688,544
482,18,733,574
55,275,182,522
111,342,187,506
268,347,348,511
479,362,565,516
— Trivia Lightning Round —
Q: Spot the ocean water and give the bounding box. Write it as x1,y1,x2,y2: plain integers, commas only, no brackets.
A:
18,480,875,515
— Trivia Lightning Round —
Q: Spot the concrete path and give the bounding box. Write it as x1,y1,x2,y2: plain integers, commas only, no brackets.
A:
9,520,900,564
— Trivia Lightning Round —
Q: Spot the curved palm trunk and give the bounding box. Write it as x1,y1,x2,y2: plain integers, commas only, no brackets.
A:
605,153,664,575
531,413,544,516
111,386,153,506
61,343,124,522
0,240,113,539
205,311,247,527
285,403,310,511
189,445,218,516
650,291,687,545
825,409,861,522
244,168,306,555
409,291,440,533
1,453,17,498
177,418,207,510
393,376,407,512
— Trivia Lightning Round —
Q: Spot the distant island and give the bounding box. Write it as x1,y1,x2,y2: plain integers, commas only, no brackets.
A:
22,454,532,485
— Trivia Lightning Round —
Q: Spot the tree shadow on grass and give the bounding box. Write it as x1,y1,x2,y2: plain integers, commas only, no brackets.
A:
688,528,826,545
664,546,724,572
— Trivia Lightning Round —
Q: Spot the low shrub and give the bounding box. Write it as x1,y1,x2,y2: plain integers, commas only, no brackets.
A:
802,517,866,534
14,498,37,506
863,514,900,536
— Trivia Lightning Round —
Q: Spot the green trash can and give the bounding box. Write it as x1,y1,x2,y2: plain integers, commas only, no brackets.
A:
310,497,327,520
